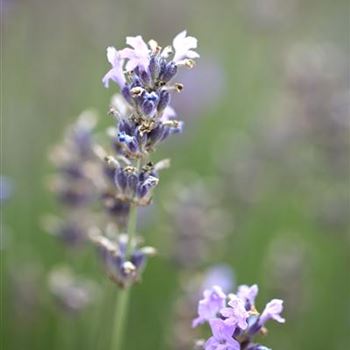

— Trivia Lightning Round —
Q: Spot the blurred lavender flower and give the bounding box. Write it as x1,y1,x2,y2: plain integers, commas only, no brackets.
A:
166,179,230,269
263,234,309,318
42,214,92,248
217,41,349,235
48,266,98,313
193,283,285,350
47,110,101,207
89,228,156,288
244,0,298,30
44,110,102,247
201,264,235,294
172,58,225,120
9,263,41,324
0,176,13,202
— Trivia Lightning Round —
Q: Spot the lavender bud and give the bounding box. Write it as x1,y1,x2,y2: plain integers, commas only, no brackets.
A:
127,172,138,194
161,62,177,82
157,90,171,113
149,56,160,80
131,250,146,270
140,70,151,86
141,100,156,116
115,168,127,190
147,125,165,146
158,58,167,81
137,176,158,198
122,85,133,105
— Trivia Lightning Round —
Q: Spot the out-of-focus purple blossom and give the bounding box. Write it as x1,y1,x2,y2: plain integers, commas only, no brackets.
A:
166,179,230,269
263,234,309,318
192,286,226,328
48,266,98,313
89,229,156,288
0,176,13,202
42,215,92,248
201,264,235,294
217,41,349,236
9,263,41,324
205,319,239,350
48,110,101,207
245,0,298,30
172,58,225,120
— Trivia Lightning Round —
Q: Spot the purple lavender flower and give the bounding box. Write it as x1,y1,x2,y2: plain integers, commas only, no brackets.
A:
194,282,285,349
48,266,98,313
220,294,249,330
90,230,156,288
259,299,285,326
205,319,240,350
192,286,227,328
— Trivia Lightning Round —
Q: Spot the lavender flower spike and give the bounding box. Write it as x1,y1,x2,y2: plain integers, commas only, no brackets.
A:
259,299,285,326
102,47,126,88
205,319,240,350
192,285,226,328
220,294,249,330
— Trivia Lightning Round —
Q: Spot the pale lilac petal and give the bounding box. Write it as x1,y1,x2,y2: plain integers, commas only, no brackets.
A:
103,47,126,88
126,35,148,53
120,35,150,71
172,30,199,63
107,46,118,65
209,319,235,339
237,284,259,306
205,319,240,350
102,68,125,89
260,299,285,325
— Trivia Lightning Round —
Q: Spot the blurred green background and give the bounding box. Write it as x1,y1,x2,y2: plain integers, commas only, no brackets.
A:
2,0,349,349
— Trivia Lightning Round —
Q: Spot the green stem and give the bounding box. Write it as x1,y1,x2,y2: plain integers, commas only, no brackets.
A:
110,203,137,350
110,287,130,350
